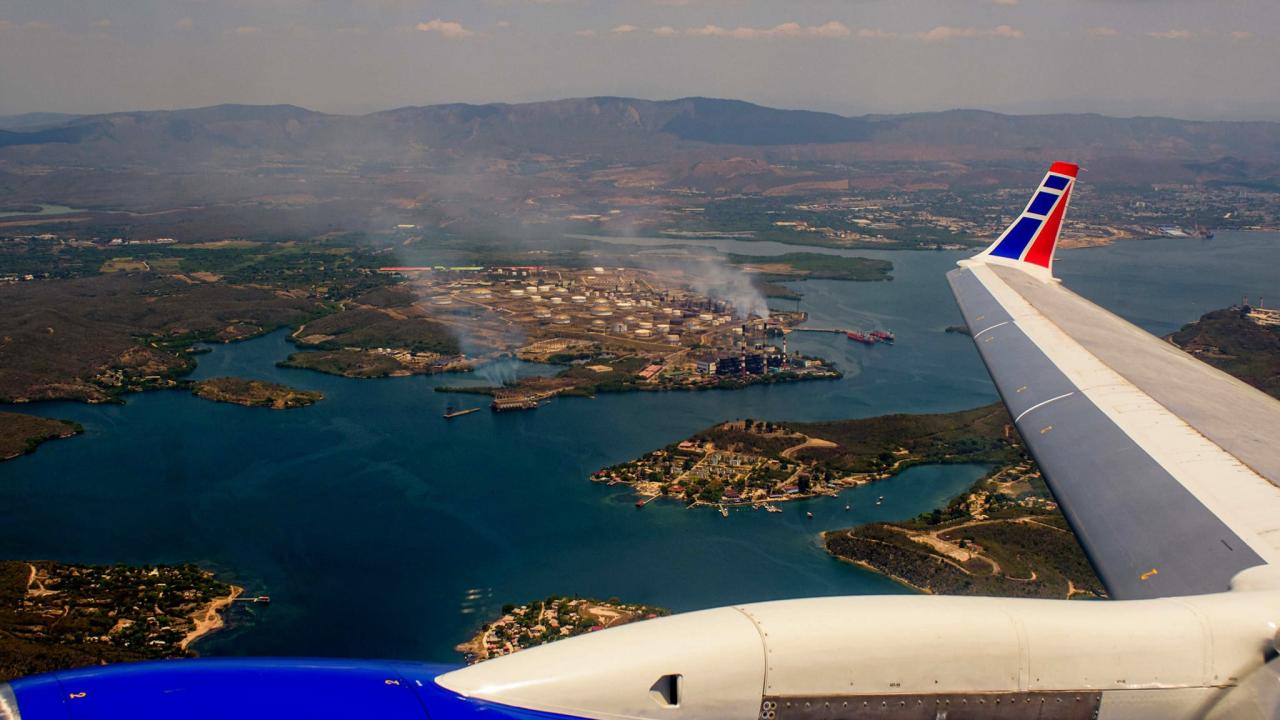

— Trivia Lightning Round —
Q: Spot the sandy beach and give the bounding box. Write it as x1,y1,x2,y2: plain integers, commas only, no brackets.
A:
180,584,243,652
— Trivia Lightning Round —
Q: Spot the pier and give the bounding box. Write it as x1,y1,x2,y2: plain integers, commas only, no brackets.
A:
788,327,850,335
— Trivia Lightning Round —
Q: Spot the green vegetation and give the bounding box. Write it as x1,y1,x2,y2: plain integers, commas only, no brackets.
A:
0,412,82,461
1169,306,1280,399
191,377,323,409
0,560,236,682
729,252,893,282
293,307,460,356
279,349,407,378
0,273,323,403
765,403,1020,473
824,514,1103,599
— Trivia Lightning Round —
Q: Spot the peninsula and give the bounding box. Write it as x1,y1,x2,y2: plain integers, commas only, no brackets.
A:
0,561,241,681
423,265,843,409
1168,303,1280,399
457,597,669,664
593,403,1020,508
823,463,1106,600
191,377,323,409
0,412,82,462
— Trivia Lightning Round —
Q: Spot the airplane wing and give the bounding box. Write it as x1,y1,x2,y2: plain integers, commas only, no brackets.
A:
948,162,1280,600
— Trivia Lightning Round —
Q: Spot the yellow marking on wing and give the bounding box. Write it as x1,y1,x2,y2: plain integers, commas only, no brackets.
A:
1140,568,1159,581
385,679,401,686
1016,386,1027,393
68,692,87,699
1039,426,1053,434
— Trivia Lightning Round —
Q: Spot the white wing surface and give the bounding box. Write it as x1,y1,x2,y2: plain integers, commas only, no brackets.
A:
948,162,1280,600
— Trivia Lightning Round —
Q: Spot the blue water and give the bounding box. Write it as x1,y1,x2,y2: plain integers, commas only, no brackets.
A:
0,231,1276,662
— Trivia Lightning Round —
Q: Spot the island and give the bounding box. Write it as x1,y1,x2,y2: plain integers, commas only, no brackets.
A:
823,462,1106,599
593,403,1020,508
1168,303,1280,399
456,596,669,664
191,377,323,409
0,561,242,682
0,412,83,461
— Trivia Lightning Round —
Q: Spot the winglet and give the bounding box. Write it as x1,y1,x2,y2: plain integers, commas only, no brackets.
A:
968,162,1078,279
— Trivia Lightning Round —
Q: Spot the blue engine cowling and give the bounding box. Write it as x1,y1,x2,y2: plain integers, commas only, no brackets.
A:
0,658,585,720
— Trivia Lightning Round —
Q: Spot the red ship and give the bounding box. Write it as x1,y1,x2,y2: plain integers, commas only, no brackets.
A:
870,330,896,343
846,330,875,345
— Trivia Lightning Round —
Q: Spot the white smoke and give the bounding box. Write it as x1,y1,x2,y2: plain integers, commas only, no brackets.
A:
683,255,770,320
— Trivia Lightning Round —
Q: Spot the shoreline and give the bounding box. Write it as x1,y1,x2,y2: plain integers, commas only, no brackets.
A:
180,584,243,652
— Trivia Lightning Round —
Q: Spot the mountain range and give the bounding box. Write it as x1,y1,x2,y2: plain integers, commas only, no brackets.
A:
2,97,1278,170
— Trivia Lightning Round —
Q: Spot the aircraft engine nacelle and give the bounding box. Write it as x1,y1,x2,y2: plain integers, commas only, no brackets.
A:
438,592,1280,720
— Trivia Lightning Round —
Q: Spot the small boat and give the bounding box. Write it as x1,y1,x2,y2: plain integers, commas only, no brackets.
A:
253,596,271,605
805,511,814,519
719,506,729,518
844,504,851,511
444,406,482,419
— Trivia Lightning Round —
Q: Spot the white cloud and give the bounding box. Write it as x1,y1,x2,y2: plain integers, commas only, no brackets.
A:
914,24,1022,42
1148,29,1192,40
611,24,638,34
235,25,261,35
93,19,112,29
415,18,475,39
496,20,511,28
1231,30,1252,40
24,20,53,30
574,29,596,37
1087,26,1119,37
652,25,678,37
681,20,852,40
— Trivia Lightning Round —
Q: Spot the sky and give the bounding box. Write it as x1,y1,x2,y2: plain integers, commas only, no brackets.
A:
0,0,1276,120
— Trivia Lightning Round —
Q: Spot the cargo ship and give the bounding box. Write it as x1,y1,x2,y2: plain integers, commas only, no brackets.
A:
846,330,876,345
870,330,895,343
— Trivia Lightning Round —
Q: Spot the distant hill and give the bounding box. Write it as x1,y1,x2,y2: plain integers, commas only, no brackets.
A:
1,97,1278,216
0,112,82,131
1,97,1277,168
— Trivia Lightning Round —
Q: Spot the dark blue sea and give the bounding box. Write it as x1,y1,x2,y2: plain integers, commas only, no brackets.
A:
1,231,1275,662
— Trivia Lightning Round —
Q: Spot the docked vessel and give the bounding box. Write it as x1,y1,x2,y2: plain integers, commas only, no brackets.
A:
870,329,895,343
845,330,875,345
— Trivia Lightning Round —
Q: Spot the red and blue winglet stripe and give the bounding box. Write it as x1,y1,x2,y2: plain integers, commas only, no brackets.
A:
983,162,1078,275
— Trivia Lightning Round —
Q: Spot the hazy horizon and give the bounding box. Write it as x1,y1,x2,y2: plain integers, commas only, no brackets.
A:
1,0,1277,122
7,95,1280,126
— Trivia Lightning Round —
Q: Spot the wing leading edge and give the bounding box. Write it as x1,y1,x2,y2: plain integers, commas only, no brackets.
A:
949,163,1280,600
